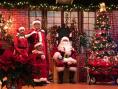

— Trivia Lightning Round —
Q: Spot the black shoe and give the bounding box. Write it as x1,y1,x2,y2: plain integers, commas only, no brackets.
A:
69,80,76,84
34,82,46,86
69,71,76,84
58,80,63,84
58,71,64,84
39,81,48,86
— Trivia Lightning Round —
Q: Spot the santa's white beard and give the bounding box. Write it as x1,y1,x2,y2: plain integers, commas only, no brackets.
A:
58,42,72,56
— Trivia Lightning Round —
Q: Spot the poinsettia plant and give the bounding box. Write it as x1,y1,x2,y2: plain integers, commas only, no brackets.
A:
0,49,35,89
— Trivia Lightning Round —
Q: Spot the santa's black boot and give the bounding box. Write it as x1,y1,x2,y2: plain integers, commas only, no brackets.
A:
57,71,64,84
69,71,76,83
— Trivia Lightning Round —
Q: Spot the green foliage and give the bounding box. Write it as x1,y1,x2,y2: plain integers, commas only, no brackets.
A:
80,33,88,47
0,0,117,11
0,59,35,89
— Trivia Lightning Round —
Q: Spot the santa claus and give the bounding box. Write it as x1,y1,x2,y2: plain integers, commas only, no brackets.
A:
53,36,77,83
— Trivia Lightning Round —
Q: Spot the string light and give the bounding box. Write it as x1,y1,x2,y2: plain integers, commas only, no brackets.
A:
0,2,118,11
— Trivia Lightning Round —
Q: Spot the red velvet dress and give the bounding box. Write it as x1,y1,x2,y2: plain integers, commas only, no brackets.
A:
30,51,47,79
14,35,28,62
27,29,48,80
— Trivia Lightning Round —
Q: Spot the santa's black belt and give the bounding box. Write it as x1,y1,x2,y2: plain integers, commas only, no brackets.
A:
18,47,27,49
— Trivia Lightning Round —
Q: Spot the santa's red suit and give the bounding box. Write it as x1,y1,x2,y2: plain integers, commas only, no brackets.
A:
54,50,77,67
14,27,28,62
53,36,77,83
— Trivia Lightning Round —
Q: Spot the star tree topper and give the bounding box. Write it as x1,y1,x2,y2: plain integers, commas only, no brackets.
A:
100,2,106,12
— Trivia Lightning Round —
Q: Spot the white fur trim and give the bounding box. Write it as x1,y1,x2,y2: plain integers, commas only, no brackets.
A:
38,31,42,43
34,42,42,48
69,67,77,71
63,57,77,63
38,78,48,82
39,78,44,82
33,78,48,82
18,27,25,31
56,67,65,72
32,20,41,25
41,29,45,32
61,36,69,42
33,79,40,82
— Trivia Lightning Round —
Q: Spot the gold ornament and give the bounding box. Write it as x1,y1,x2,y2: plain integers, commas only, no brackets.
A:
100,2,106,12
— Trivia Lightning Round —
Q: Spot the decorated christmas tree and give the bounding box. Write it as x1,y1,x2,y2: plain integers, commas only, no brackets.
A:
87,3,118,84
88,3,118,67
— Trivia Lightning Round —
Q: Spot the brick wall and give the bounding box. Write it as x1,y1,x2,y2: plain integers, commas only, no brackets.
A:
0,9,29,35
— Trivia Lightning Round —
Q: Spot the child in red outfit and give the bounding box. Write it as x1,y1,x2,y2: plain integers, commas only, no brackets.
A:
14,27,28,63
31,42,50,84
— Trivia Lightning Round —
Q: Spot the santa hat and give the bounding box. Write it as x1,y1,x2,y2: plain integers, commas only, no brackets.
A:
18,27,25,32
61,36,69,42
34,42,42,48
32,20,41,25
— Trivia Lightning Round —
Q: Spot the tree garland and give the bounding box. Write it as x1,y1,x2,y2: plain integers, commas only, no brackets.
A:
0,1,117,11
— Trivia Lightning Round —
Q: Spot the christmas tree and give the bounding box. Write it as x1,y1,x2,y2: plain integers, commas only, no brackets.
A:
88,3,117,68
87,3,118,84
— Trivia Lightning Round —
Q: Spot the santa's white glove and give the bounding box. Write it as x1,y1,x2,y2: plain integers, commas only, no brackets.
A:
58,55,63,60
69,57,77,63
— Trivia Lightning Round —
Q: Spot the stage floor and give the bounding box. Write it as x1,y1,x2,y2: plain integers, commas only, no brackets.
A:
3,83,117,89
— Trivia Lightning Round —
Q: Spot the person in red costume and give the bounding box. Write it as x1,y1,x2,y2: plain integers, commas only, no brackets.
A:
27,20,49,84
14,27,29,62
31,42,50,84
53,36,77,84
28,20,47,55
14,27,36,62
